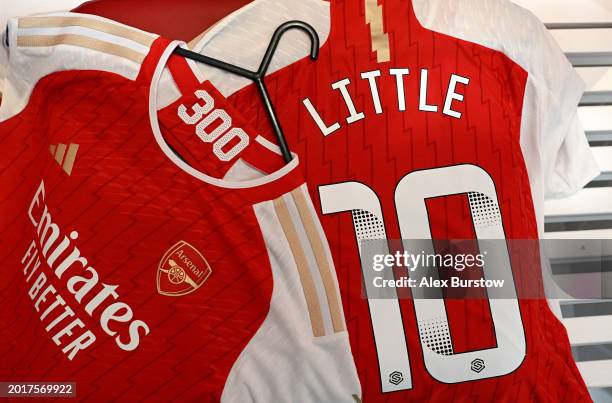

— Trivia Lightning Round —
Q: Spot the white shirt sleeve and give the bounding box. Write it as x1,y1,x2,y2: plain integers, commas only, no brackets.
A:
413,0,601,200
544,113,600,199
524,13,600,199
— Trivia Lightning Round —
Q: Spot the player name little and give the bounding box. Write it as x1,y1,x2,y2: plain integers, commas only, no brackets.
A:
373,276,505,289
302,67,470,136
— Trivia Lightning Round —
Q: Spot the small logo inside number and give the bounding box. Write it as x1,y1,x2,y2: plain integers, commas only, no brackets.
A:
471,358,486,373
389,371,404,385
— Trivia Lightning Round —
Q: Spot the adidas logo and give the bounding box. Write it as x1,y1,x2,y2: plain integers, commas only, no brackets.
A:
49,143,79,176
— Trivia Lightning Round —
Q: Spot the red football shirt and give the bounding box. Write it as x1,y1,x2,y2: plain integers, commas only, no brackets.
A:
184,0,598,401
0,28,360,401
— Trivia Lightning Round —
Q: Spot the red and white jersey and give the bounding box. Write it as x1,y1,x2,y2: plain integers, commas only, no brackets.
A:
183,0,600,401
0,16,360,402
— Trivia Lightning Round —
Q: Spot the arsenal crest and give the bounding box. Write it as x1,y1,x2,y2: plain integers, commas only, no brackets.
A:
157,241,212,296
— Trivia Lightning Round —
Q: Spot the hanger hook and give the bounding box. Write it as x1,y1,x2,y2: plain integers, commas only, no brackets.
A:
258,20,320,77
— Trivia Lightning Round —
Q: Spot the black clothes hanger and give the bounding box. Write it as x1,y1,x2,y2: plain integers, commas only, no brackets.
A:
173,20,320,163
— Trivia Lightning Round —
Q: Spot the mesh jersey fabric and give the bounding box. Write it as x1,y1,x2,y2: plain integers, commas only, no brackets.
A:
0,3,600,401
176,0,597,401
0,24,361,402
